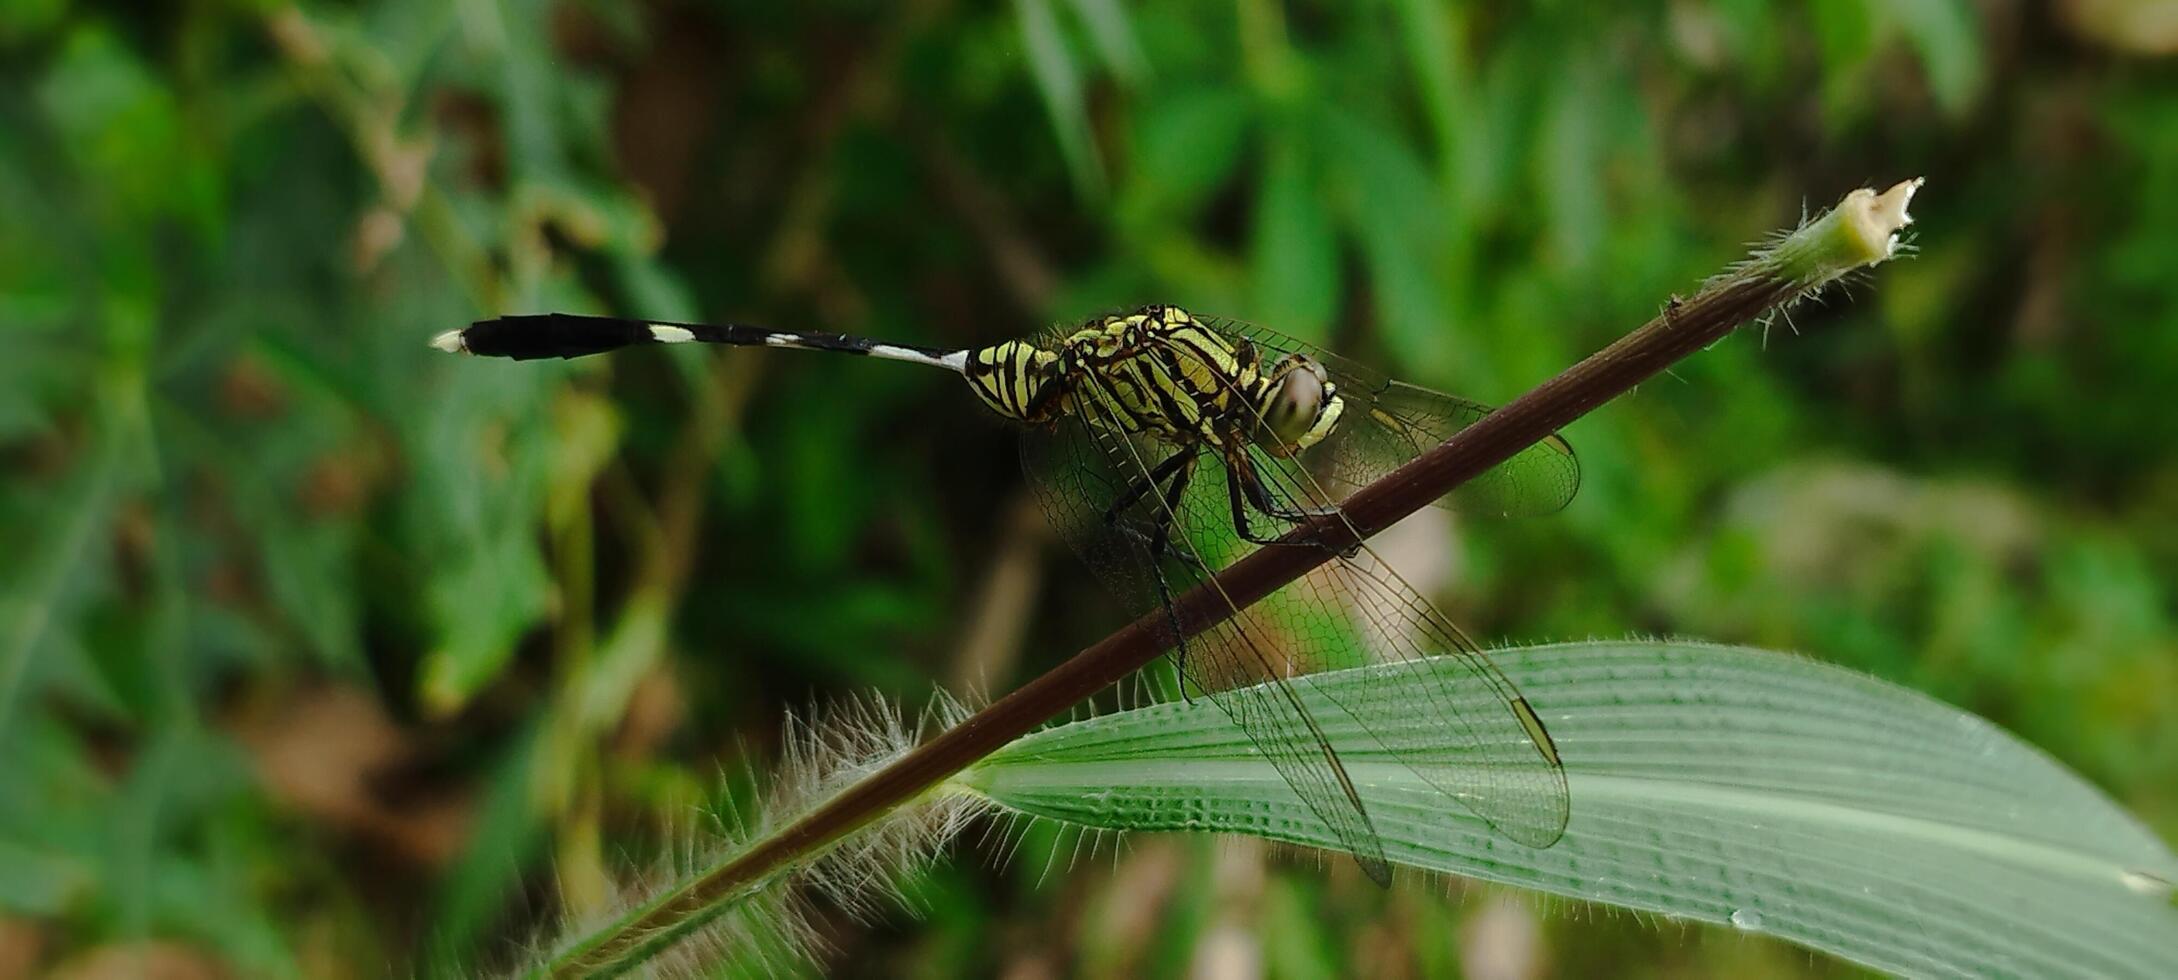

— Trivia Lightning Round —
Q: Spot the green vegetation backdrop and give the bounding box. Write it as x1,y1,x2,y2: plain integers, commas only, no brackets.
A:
3,0,2174,976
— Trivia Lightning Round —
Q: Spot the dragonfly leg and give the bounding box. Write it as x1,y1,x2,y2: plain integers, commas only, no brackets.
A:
1223,451,1357,555
1142,456,1203,703
1234,451,1341,522
1114,522,1208,570
1101,448,1195,525
1106,449,1210,571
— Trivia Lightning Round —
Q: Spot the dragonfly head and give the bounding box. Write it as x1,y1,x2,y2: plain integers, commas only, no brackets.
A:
1256,354,1343,455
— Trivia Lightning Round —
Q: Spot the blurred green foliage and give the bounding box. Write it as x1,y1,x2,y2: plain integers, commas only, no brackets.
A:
1,0,2173,975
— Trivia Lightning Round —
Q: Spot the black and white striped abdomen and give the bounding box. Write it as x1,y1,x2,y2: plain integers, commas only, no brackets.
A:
436,313,969,371
437,314,685,360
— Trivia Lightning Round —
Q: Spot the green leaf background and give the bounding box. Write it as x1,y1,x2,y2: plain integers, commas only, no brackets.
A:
1,0,2173,975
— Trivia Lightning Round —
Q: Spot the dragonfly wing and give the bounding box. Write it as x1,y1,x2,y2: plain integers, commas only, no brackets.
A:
1020,386,1394,885
1200,316,1580,518
1326,381,1578,518
1152,335,1572,847
1287,529,1572,846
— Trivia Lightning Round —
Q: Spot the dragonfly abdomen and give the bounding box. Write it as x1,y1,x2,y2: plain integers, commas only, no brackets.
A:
437,312,969,371
962,341,1062,421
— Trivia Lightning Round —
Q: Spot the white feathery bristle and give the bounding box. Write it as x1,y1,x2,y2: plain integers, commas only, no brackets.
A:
534,692,988,976
430,329,469,354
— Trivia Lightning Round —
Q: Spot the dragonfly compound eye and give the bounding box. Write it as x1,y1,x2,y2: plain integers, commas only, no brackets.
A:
1259,355,1341,452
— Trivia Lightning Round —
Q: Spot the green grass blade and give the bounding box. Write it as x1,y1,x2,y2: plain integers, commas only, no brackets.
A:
963,641,2178,978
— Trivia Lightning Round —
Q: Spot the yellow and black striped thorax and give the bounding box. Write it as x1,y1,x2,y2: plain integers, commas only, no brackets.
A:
962,305,1344,454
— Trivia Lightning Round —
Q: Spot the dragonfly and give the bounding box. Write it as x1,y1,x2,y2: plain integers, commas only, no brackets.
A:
434,304,1577,884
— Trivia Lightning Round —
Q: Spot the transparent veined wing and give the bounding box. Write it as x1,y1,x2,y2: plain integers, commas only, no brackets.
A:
1020,372,1396,885
1144,331,1572,850
1019,326,1571,882
1200,316,1580,519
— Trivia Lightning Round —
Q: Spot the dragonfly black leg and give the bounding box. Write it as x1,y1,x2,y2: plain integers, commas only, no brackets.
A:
1102,448,1195,524
1222,462,1282,546
1107,449,1209,570
1225,451,1360,557
1142,456,1203,702
1115,522,1208,570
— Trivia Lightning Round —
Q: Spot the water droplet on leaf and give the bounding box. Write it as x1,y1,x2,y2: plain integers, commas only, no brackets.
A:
2121,869,2173,899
